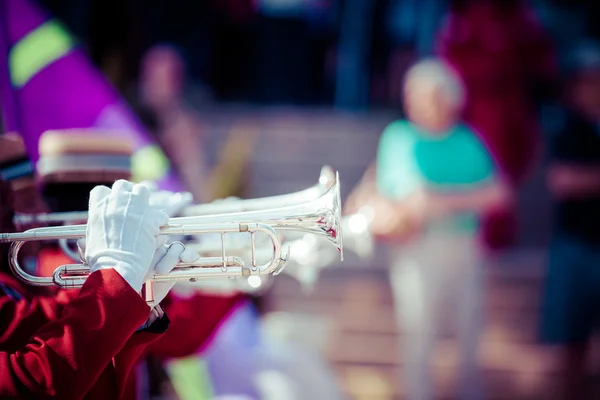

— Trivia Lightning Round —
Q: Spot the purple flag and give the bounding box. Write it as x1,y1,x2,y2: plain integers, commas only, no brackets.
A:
0,0,184,192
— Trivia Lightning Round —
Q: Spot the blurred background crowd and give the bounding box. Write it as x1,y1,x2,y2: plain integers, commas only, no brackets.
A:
4,0,600,398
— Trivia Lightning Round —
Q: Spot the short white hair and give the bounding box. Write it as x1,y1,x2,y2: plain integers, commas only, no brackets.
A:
404,58,466,110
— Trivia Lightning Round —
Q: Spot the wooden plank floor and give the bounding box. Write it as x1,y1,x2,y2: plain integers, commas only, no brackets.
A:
261,258,600,400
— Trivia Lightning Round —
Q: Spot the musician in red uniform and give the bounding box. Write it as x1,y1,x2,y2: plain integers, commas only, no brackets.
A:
29,130,243,397
0,179,201,399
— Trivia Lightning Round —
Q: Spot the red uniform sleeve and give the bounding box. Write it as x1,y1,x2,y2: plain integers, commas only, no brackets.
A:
0,274,79,351
83,327,167,400
146,292,245,358
0,269,152,400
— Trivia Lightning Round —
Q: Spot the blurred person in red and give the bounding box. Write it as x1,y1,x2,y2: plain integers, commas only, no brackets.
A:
138,44,210,203
28,130,244,398
0,178,196,399
540,41,600,400
30,130,143,278
0,133,50,276
346,58,510,400
0,133,47,215
436,0,557,250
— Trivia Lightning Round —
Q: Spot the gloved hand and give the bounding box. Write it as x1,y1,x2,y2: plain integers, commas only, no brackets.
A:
144,239,200,306
139,180,194,217
84,180,169,293
78,236,200,306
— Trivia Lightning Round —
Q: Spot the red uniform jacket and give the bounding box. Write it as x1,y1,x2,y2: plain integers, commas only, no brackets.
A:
37,247,243,399
38,248,242,357
149,292,243,358
117,292,244,399
0,269,164,399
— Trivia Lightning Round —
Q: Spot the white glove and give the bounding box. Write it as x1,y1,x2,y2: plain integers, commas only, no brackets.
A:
84,180,169,293
139,180,194,217
78,236,200,306
144,240,200,305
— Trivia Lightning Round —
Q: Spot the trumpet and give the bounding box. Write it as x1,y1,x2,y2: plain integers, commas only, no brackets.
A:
0,172,343,305
14,165,338,263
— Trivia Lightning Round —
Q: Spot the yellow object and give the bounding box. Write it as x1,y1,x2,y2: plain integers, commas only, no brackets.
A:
131,145,171,183
9,20,75,88
208,124,259,200
166,356,214,400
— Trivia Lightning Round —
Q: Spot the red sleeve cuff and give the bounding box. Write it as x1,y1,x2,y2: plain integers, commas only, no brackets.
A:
84,269,150,319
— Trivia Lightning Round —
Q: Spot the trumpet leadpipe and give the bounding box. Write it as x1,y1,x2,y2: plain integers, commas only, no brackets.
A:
12,211,88,226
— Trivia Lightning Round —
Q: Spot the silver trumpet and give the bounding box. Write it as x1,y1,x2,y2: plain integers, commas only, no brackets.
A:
0,172,343,305
13,165,338,263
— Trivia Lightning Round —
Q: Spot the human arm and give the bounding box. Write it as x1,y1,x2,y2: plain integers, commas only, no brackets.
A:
0,179,176,399
547,164,600,198
547,114,600,199
368,178,511,243
76,240,198,400
344,161,377,215
359,162,377,185
345,162,411,239
161,112,210,203
0,269,153,399
420,178,512,219
0,277,79,351
346,122,421,240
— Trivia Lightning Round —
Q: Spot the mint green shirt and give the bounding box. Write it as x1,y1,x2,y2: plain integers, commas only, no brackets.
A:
376,120,496,233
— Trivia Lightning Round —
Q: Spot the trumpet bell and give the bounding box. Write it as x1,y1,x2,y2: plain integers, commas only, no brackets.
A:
182,165,337,216
172,171,344,262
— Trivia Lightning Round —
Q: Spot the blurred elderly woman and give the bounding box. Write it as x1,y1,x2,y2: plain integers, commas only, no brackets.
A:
346,58,510,400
